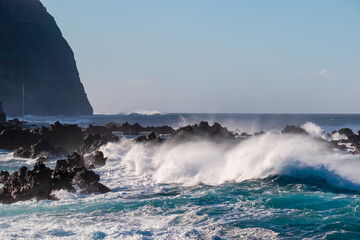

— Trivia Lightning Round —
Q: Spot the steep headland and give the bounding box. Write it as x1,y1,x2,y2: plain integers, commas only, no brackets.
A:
0,0,93,116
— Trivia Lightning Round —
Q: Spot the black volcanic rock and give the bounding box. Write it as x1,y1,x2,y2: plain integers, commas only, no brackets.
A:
281,125,308,135
0,0,93,116
0,154,110,204
338,128,355,138
170,121,235,142
84,151,107,168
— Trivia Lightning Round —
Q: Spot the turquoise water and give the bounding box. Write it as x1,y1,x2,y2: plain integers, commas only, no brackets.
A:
1,114,360,239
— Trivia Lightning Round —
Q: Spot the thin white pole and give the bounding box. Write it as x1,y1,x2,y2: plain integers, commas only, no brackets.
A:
22,84,25,122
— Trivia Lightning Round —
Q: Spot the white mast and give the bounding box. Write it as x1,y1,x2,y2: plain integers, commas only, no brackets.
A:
22,84,25,122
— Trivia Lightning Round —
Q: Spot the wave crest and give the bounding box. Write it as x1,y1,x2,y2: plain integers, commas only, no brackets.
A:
101,131,360,191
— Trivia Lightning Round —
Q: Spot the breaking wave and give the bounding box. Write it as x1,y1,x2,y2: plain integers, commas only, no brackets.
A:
127,110,163,116
101,131,360,192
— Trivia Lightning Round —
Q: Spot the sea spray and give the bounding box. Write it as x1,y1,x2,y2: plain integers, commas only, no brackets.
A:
301,121,326,138
101,132,360,191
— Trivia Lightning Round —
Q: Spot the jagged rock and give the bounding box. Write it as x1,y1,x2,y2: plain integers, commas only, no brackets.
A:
240,132,252,137
30,139,67,159
338,128,355,138
135,132,163,143
104,122,174,135
84,151,107,167
65,152,85,169
14,139,68,159
0,126,40,150
0,0,93,116
170,121,235,142
78,125,118,154
72,168,110,194
33,122,84,152
0,162,53,203
0,153,110,204
14,147,31,158
281,125,308,135
0,171,10,183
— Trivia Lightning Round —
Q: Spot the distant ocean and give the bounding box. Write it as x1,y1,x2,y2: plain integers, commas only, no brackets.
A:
1,113,360,239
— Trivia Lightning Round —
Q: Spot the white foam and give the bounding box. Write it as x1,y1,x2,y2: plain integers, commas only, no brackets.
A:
101,133,360,191
301,122,326,139
331,132,348,141
127,110,162,115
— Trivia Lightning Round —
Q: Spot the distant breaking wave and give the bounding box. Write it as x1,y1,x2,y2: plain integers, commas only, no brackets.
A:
126,110,163,115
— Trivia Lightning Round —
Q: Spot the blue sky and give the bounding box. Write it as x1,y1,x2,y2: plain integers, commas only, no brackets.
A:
40,0,360,114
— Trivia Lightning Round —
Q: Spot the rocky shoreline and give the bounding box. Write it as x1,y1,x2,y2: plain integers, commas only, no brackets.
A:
0,119,359,204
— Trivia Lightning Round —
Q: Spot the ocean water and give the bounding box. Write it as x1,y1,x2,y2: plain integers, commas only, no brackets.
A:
1,113,360,239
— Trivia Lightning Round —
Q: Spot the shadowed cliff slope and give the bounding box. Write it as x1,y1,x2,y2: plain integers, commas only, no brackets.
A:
0,0,93,116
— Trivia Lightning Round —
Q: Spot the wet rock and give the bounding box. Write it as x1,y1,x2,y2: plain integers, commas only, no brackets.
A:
281,125,308,135
0,126,40,150
72,167,110,194
240,132,252,137
104,122,174,135
0,153,111,204
30,139,68,159
84,151,107,167
170,121,235,142
78,131,118,155
338,128,355,138
33,121,83,152
0,162,53,204
13,139,68,159
14,147,31,158
65,152,85,169
0,171,10,183
135,132,163,143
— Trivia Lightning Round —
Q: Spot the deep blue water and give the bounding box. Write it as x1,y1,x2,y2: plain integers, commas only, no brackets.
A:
1,113,360,239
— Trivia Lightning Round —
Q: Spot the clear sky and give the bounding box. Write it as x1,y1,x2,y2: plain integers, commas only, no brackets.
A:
40,0,360,114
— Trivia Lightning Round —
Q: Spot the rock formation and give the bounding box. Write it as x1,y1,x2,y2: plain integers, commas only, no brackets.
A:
0,0,93,116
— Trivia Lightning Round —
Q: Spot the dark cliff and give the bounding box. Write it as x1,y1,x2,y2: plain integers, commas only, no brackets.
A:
0,0,93,116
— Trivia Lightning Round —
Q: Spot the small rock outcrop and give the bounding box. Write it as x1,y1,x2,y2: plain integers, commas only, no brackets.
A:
14,139,68,159
135,132,163,144
0,153,110,204
84,151,107,168
281,125,308,135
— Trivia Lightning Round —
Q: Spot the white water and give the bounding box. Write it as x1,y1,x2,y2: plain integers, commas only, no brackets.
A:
1,122,360,239
101,131,360,190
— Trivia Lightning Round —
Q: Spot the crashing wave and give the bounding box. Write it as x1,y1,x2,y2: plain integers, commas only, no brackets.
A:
101,129,360,192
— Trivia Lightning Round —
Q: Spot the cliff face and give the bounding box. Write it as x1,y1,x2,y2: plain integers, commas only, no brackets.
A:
0,0,93,116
